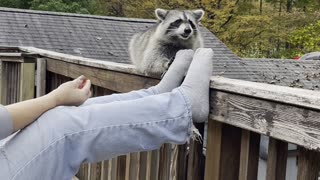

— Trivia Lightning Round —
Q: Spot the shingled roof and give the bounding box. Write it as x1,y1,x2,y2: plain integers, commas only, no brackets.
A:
1,7,320,90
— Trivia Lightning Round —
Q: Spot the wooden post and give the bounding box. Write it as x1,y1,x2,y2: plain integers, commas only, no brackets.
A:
36,58,46,97
297,147,320,180
19,61,35,101
266,138,288,180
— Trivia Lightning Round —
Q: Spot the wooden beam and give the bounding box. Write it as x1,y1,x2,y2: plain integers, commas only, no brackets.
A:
210,90,320,151
46,59,159,93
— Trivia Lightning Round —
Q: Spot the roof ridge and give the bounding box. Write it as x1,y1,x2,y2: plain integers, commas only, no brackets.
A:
0,7,157,23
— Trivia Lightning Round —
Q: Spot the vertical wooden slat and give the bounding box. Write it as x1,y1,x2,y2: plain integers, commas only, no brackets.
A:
150,150,160,180
266,138,288,180
19,62,35,101
219,124,242,180
297,147,320,180
111,158,118,180
117,155,127,180
238,130,260,180
36,58,46,97
0,62,8,104
140,151,152,180
90,162,102,180
158,144,171,180
125,154,130,180
176,144,187,180
129,152,140,180
204,121,222,180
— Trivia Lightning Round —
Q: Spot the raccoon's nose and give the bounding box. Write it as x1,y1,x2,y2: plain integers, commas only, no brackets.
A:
184,28,191,34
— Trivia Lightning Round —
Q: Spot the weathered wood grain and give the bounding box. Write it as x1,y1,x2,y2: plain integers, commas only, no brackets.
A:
210,76,320,110
46,59,159,93
266,138,288,180
150,150,160,180
210,90,320,151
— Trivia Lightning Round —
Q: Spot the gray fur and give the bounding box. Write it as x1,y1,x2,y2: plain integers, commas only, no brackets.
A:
129,9,205,75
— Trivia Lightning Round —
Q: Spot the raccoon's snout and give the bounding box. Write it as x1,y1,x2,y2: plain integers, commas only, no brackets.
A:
181,28,192,39
184,28,191,34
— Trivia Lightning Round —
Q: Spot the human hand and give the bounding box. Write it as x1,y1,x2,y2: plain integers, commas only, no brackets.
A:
49,75,92,106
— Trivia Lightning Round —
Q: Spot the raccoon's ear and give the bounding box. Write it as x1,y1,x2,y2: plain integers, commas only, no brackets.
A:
193,9,205,21
155,8,168,21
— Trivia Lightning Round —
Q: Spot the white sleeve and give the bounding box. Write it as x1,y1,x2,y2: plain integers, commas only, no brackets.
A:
0,105,13,140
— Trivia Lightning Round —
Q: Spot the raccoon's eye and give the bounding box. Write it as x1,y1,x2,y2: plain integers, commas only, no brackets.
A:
189,20,196,29
170,19,183,28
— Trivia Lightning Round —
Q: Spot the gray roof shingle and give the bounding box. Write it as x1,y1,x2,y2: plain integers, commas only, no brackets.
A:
0,7,319,90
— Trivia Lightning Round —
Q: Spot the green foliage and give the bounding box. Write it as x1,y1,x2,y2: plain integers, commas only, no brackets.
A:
289,20,320,55
0,0,32,9
30,0,90,14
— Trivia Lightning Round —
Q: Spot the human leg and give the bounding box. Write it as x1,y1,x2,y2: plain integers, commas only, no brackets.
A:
0,88,192,180
81,50,194,106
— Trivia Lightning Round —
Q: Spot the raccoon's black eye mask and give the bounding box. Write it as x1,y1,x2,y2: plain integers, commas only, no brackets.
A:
170,19,183,28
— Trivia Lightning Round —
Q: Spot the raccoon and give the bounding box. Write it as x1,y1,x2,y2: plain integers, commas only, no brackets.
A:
129,8,205,75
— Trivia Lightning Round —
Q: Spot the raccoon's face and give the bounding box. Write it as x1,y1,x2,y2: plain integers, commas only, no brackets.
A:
155,9,204,41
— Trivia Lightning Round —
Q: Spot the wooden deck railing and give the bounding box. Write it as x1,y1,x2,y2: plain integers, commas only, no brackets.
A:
1,46,320,180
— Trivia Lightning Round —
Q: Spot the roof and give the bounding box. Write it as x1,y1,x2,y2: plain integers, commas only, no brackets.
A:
0,7,319,90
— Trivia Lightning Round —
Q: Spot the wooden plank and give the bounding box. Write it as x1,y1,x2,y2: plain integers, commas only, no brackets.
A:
158,144,171,180
19,62,35,101
0,62,8,104
139,151,151,180
176,144,187,180
90,162,102,180
125,154,130,180
129,152,140,180
111,158,118,180
46,60,159,93
219,124,242,180
210,90,320,151
204,121,222,180
210,76,320,110
117,155,127,180
19,47,150,77
266,138,288,180
36,58,46,97
297,147,320,180
150,150,160,180
238,130,260,180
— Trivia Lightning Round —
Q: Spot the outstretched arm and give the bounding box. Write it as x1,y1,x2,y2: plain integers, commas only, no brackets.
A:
1,76,91,138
